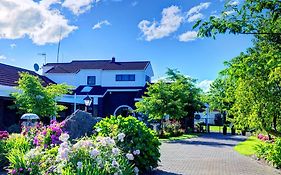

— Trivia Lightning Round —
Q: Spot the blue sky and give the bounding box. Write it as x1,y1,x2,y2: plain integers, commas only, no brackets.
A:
0,0,252,91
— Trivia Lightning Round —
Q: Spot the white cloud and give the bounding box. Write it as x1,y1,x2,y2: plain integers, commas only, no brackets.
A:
62,0,99,15
138,6,183,41
186,2,211,23
10,43,16,49
40,0,61,8
178,31,198,42
92,20,111,30
0,0,77,45
197,80,213,92
223,10,235,15
0,55,7,60
187,13,204,23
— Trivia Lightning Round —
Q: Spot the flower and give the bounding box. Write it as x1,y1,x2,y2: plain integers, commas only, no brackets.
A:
117,133,125,142
59,133,70,142
112,148,119,155
133,150,140,155
134,167,139,174
126,153,134,160
111,160,119,167
90,149,100,158
77,162,83,169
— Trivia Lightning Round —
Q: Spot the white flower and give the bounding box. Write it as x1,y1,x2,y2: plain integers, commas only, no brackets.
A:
133,150,140,155
105,137,115,146
112,148,119,156
59,133,70,142
112,160,119,167
77,161,83,169
126,153,134,160
90,149,100,158
134,167,139,174
117,133,126,142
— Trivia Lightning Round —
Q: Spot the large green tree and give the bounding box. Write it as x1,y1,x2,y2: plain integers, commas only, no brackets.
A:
195,0,281,136
12,72,71,118
136,69,202,123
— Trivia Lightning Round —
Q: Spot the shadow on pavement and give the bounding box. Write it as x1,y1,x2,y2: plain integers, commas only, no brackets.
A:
165,132,247,148
150,170,183,175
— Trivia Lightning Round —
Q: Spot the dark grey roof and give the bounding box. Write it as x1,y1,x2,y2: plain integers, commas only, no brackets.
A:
0,63,55,87
44,59,150,73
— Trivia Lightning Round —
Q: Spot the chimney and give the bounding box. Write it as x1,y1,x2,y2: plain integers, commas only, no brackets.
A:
111,57,116,63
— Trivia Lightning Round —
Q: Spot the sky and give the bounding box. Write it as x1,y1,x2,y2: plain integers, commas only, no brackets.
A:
0,0,253,91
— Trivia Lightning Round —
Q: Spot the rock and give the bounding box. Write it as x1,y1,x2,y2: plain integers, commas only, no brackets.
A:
63,110,100,139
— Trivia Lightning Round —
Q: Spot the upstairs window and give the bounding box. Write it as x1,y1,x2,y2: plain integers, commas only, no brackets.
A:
116,74,135,81
87,76,96,85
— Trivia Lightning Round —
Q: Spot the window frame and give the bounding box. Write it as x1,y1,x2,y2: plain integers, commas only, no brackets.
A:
87,76,96,85
115,74,136,81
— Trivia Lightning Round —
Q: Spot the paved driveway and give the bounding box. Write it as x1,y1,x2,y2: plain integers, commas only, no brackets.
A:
154,133,281,175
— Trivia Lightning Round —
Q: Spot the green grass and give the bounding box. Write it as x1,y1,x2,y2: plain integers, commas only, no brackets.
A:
159,133,199,142
209,125,237,133
234,136,263,156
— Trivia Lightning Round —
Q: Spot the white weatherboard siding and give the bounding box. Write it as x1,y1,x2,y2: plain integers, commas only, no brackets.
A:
45,69,149,88
0,85,18,97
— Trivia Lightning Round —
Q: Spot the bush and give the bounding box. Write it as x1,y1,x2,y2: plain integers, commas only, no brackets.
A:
94,116,161,173
255,138,281,168
163,120,184,137
0,131,9,169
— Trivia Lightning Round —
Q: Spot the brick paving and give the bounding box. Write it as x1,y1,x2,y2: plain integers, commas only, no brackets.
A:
154,133,281,175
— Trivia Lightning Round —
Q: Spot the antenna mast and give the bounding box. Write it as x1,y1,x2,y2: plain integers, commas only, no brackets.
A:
56,27,62,63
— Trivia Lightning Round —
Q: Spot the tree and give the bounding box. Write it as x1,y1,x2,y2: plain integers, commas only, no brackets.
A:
194,0,281,42
195,0,281,136
11,72,71,118
136,69,202,130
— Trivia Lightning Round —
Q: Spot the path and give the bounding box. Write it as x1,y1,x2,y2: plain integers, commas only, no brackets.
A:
154,133,281,175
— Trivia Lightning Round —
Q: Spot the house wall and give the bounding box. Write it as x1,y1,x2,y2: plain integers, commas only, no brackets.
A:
45,69,149,88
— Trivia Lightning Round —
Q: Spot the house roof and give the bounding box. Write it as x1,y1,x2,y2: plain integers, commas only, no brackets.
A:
44,59,150,73
74,85,147,98
0,63,55,87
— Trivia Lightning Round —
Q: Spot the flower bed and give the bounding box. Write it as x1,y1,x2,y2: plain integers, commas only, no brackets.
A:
0,131,9,169
2,118,159,174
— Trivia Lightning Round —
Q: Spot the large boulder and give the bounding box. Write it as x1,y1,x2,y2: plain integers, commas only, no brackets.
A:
63,110,101,139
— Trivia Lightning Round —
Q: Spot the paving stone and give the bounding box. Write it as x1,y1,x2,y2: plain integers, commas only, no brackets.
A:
154,133,281,175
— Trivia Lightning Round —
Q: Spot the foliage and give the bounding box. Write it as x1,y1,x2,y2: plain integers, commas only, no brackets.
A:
136,69,202,122
195,0,281,42
163,120,184,138
195,0,281,137
95,116,161,173
7,135,135,175
256,138,281,168
11,72,71,118
59,137,135,175
0,131,9,169
22,120,65,148
6,124,21,134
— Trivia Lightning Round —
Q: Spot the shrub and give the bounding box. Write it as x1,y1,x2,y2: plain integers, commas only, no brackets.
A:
0,131,9,169
255,138,281,168
94,116,161,173
6,124,21,134
163,120,184,137
22,120,64,148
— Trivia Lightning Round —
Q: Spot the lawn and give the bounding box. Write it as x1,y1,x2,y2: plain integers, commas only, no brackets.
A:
209,125,233,133
234,136,263,156
159,133,199,142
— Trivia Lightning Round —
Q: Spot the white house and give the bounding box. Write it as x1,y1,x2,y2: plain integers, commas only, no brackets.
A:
42,57,154,117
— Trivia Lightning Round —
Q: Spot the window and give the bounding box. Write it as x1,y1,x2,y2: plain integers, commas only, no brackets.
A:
116,74,135,81
87,76,96,85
